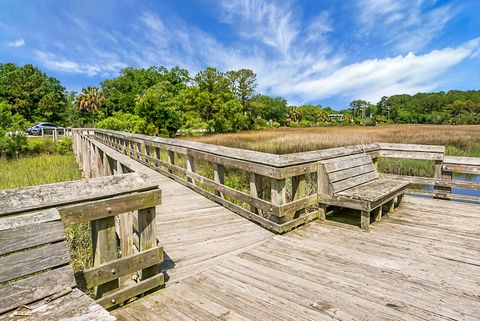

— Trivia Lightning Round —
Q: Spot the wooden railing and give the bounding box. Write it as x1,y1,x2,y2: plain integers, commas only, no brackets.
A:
73,128,480,233
0,173,163,311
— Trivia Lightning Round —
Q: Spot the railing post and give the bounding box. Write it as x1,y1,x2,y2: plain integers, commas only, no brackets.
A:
214,163,225,197
167,151,175,173
291,174,307,218
187,155,195,184
250,173,263,214
138,207,158,280
91,216,119,298
271,178,286,209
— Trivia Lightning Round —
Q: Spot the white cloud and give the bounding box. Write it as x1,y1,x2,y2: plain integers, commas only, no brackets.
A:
7,38,25,47
35,51,126,76
356,0,458,52
291,41,478,103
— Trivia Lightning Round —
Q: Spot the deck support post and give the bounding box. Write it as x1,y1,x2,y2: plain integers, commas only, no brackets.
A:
318,204,327,221
214,163,225,197
361,210,370,231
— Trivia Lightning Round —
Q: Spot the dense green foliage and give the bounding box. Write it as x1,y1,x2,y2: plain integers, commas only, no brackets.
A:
1,62,480,146
373,91,480,124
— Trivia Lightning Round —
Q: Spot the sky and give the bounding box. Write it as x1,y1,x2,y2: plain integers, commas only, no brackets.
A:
1,0,479,109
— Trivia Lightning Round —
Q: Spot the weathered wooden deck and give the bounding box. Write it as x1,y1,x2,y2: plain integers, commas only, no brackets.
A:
113,175,480,320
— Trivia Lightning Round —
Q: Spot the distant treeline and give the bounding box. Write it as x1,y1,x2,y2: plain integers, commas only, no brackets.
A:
1,63,480,142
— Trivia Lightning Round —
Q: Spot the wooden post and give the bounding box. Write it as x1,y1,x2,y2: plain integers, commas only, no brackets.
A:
138,207,158,280
91,216,119,298
103,152,114,176
154,147,161,168
167,151,175,173
373,206,382,222
214,163,225,197
187,155,195,184
114,160,124,175
291,174,307,219
396,193,405,207
118,212,134,257
271,178,286,207
84,141,91,178
384,199,395,214
249,173,263,214
361,210,370,231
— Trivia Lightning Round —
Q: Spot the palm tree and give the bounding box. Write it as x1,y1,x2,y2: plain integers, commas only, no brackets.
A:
76,87,105,127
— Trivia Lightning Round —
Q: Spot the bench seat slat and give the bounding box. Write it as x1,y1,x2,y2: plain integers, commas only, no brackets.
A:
0,241,71,283
338,179,408,203
0,209,60,231
0,265,76,314
0,220,65,256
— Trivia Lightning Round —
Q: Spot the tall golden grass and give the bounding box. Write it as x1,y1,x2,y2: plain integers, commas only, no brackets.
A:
187,125,480,155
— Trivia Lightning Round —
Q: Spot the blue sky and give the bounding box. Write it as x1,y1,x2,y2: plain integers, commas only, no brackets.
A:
1,0,479,109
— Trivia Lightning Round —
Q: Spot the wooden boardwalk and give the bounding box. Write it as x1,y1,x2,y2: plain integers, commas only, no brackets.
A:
113,172,480,320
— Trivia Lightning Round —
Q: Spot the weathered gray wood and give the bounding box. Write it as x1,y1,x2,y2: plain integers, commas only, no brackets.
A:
291,174,307,219
250,173,263,214
329,163,376,182
331,171,379,193
338,179,408,203
96,273,164,309
186,155,196,185
0,220,65,256
0,208,59,231
0,241,71,283
322,154,372,173
118,212,134,257
59,189,161,225
138,207,158,280
84,246,163,288
360,210,370,231
0,265,76,314
213,163,225,198
0,174,154,216
271,178,286,207
92,216,119,299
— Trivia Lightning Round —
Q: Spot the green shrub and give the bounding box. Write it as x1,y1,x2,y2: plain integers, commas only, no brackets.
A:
288,122,299,128
299,120,312,127
97,111,150,134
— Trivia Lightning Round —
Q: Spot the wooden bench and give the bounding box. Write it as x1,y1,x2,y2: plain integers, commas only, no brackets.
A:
318,153,408,230
0,208,115,320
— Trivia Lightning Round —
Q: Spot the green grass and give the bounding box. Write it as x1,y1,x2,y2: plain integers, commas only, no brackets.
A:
0,152,82,189
377,157,435,177
0,140,90,278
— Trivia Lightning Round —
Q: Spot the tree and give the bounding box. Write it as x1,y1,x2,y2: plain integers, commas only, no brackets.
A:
227,69,257,114
0,63,70,123
100,66,190,116
135,82,182,137
76,87,106,126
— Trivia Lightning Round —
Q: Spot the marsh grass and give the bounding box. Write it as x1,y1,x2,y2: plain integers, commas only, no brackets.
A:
188,125,480,155
0,152,81,189
377,158,435,177
0,139,90,277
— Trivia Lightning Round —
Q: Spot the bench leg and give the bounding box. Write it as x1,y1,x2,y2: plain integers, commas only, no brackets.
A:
361,210,370,231
373,206,382,223
384,199,395,214
318,204,327,221
396,193,405,207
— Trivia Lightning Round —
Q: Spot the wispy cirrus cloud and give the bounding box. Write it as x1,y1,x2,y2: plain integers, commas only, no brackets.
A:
7,38,25,47
356,0,459,52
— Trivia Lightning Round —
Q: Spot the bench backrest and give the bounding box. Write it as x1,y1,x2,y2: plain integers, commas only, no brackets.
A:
0,208,76,314
319,153,378,194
